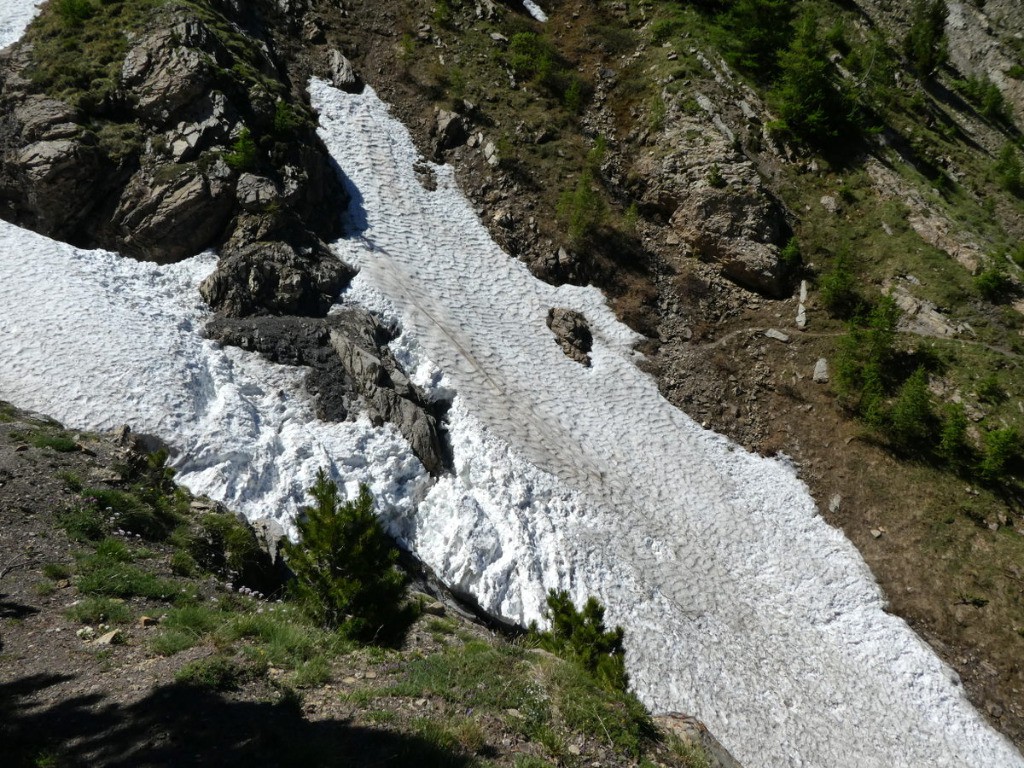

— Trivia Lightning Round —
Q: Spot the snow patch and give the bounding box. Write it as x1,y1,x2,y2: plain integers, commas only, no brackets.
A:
310,79,1024,768
0,0,44,50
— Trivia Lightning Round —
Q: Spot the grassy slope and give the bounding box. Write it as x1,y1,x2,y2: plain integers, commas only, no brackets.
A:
0,404,711,768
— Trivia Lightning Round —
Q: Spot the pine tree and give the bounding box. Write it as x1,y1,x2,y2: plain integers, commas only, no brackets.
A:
904,0,948,76
283,470,408,640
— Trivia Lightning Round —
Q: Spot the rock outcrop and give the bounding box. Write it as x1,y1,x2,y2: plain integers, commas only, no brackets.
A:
547,307,593,366
0,0,349,309
206,310,446,476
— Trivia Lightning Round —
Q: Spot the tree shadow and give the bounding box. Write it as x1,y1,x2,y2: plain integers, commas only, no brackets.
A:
0,593,39,620
1,673,476,768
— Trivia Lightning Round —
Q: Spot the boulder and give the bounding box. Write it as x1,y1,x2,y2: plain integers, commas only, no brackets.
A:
434,109,468,153
546,307,593,366
328,50,363,93
200,237,354,317
112,158,236,262
671,186,789,298
120,15,228,125
205,311,446,475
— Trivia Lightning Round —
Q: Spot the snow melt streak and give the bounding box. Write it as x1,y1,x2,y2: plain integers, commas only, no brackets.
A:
312,80,1022,768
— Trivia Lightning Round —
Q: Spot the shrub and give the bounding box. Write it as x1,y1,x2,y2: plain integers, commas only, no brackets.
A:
57,0,95,27
994,143,1024,197
186,511,278,593
978,428,1020,481
716,0,794,78
532,589,628,692
557,169,607,246
953,75,1008,123
887,367,936,451
225,128,258,171
818,253,863,319
771,13,857,147
938,403,970,464
903,0,947,76
283,471,409,640
975,264,1012,302
779,237,802,272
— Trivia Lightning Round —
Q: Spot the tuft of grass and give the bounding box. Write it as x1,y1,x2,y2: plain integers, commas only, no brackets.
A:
30,432,78,452
42,563,71,580
66,596,132,625
175,656,247,691
58,506,107,542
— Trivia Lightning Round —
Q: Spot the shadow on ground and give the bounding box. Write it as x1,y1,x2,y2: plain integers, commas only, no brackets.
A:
1,673,474,768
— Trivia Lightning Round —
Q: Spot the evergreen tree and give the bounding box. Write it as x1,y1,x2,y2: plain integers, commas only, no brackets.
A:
535,589,628,692
718,0,794,78
904,0,948,76
888,367,935,451
772,13,855,147
283,470,408,640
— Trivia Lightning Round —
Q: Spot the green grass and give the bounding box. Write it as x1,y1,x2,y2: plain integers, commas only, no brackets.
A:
66,596,132,625
29,432,78,452
58,506,107,542
175,655,251,691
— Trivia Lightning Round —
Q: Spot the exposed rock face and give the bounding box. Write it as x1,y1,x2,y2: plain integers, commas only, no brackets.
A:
629,99,792,298
546,307,593,366
0,0,349,309
200,228,354,317
655,714,744,768
206,310,446,476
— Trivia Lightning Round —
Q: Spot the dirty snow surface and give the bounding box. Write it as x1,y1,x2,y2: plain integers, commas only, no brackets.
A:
0,0,1019,760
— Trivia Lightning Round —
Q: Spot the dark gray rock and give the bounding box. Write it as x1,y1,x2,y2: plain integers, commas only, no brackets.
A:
112,158,236,262
547,307,593,366
200,233,355,318
206,310,446,475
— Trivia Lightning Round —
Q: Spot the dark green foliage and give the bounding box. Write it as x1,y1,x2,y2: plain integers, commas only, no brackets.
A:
887,367,936,452
186,511,278,593
938,403,970,464
903,0,948,76
977,373,1007,404
975,264,1012,302
533,590,628,692
557,169,607,246
979,428,1021,481
283,471,409,640
818,253,863,318
30,432,78,452
225,128,259,171
771,14,856,147
716,0,794,78
954,76,1009,123
272,100,305,138
58,505,107,542
779,236,802,272
833,296,900,416
994,143,1024,197
57,0,95,27
507,32,557,85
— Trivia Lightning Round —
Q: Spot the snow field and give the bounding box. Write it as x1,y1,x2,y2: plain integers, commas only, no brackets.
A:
0,1,1019,764
311,79,1023,768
